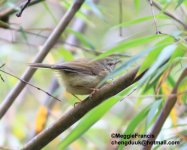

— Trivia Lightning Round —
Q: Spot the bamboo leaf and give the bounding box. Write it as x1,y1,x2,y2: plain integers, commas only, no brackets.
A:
96,34,168,60
58,97,119,149
138,44,177,88
118,104,152,150
176,0,185,8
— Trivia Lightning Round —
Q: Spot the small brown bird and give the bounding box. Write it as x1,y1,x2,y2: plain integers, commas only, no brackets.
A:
29,57,119,96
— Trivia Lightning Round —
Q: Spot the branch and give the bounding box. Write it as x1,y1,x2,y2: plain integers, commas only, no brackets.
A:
16,0,31,17
0,0,86,119
0,0,45,20
152,0,187,29
142,68,187,150
0,66,63,102
22,67,144,150
148,0,161,34
119,0,123,36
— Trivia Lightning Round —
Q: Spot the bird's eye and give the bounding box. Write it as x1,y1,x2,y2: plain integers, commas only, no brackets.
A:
108,63,113,66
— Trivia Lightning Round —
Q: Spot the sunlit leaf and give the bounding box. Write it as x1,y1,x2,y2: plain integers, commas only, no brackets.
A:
138,36,175,75
86,0,104,19
100,42,171,87
146,100,162,126
178,76,187,103
138,44,177,88
42,2,57,23
156,68,172,95
176,0,185,8
141,65,168,94
134,0,140,12
58,97,119,149
96,34,168,60
118,104,152,150
113,14,167,28
66,29,95,50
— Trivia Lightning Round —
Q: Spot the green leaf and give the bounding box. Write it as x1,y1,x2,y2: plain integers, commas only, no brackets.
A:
138,36,175,75
138,44,177,88
178,76,187,103
146,100,162,126
134,0,140,12
176,0,185,8
58,97,119,149
56,47,74,61
113,14,167,28
62,0,94,26
168,75,175,87
96,34,168,60
42,2,57,24
141,64,167,94
98,42,171,87
170,44,185,60
19,27,29,45
66,29,95,50
86,0,104,19
118,104,152,150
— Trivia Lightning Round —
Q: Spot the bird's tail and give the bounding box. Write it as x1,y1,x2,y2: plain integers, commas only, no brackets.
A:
29,63,53,69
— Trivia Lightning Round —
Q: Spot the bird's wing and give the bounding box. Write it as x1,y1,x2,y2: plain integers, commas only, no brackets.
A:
52,61,95,75
29,59,98,75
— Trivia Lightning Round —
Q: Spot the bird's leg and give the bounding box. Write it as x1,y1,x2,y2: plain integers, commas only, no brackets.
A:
71,94,82,102
71,94,82,107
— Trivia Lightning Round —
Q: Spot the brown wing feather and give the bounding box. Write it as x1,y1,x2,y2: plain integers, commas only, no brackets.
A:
29,59,97,75
52,59,95,75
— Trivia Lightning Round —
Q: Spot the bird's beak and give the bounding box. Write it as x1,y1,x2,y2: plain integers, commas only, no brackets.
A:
115,60,121,65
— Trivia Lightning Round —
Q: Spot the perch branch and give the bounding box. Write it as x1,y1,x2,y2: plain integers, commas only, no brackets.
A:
22,67,144,150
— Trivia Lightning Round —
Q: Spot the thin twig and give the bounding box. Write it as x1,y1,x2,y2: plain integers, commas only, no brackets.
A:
148,0,161,34
151,0,187,29
0,0,86,119
0,0,45,19
0,65,63,102
120,87,137,101
16,0,31,17
119,0,123,36
0,64,5,82
0,75,4,82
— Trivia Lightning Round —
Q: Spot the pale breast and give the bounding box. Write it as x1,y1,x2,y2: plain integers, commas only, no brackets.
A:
57,71,103,95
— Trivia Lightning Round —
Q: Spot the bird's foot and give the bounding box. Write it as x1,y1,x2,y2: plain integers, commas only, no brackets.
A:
71,94,82,107
74,101,82,107
89,88,99,100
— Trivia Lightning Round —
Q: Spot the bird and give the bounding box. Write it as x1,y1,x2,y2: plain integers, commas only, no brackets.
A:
29,57,120,96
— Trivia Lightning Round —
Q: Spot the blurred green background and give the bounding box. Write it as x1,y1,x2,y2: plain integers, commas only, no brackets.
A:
0,0,187,149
